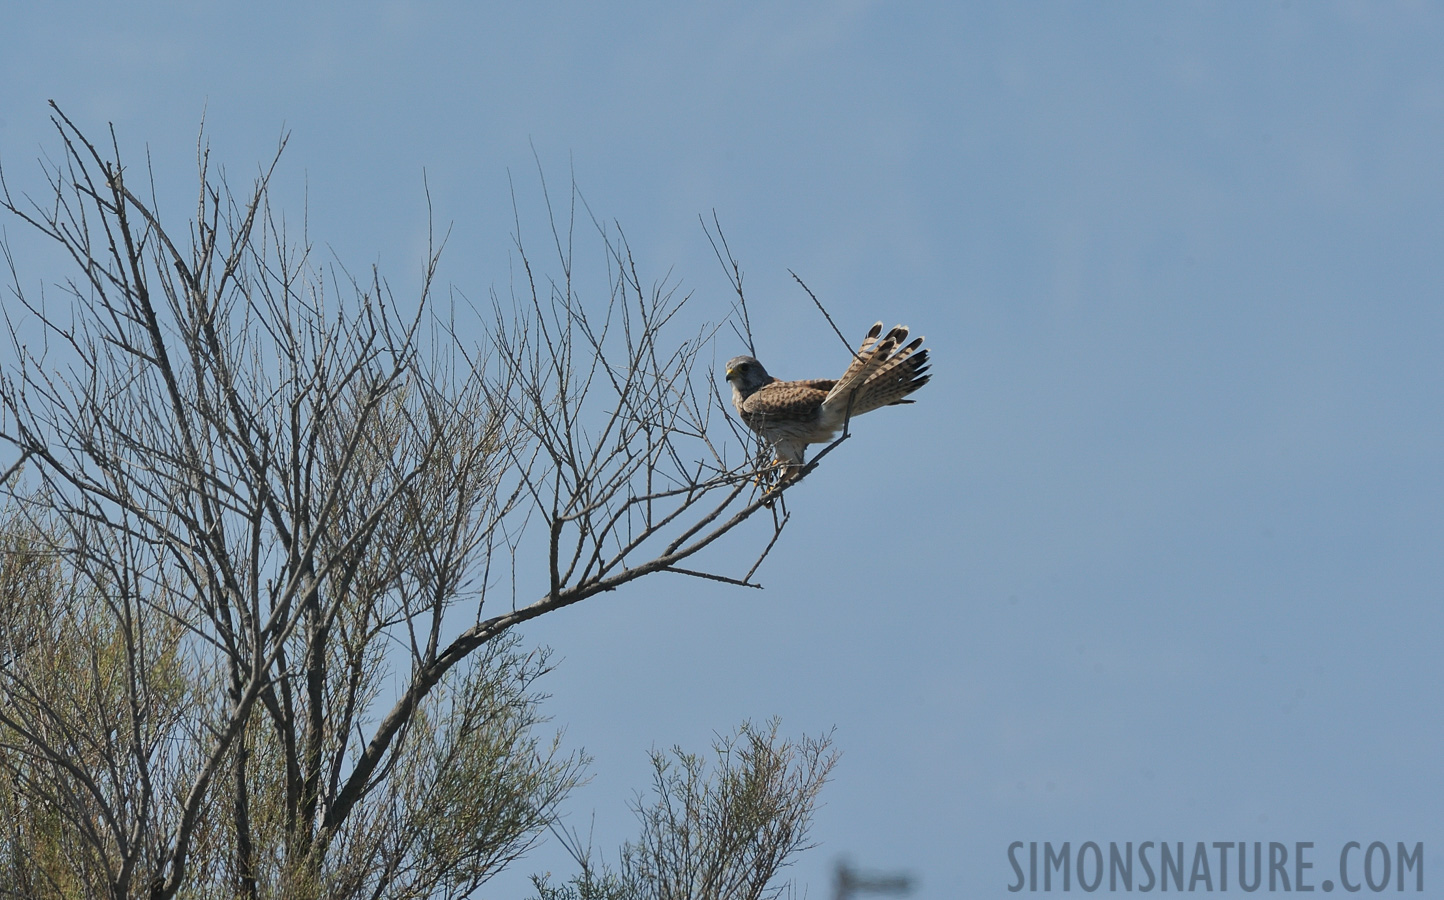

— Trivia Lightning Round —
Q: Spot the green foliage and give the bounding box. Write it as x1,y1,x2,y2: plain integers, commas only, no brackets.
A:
0,520,194,899
0,518,584,900
533,720,837,900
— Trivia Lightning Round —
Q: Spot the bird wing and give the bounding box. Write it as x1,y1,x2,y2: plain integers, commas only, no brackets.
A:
740,380,831,425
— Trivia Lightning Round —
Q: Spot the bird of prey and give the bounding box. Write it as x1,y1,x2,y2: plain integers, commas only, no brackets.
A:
724,322,930,480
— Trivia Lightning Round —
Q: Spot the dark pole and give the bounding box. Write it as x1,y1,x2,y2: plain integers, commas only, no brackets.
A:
833,858,915,900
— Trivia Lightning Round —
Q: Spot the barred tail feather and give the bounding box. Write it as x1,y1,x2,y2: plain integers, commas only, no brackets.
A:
826,321,885,402
854,348,929,413
823,323,926,417
824,324,905,406
852,337,929,414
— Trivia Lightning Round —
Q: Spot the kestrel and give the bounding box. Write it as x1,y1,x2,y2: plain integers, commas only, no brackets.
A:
725,322,930,478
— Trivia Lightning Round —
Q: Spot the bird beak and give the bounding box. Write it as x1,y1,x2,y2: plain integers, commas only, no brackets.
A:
724,365,736,380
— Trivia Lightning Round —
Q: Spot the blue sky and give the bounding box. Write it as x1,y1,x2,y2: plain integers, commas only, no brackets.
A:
4,2,1443,896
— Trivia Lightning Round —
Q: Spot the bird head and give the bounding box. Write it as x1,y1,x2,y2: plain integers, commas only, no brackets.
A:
724,356,772,395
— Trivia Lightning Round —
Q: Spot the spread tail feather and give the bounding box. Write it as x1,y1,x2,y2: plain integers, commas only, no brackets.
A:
824,323,901,406
825,321,886,401
823,323,927,418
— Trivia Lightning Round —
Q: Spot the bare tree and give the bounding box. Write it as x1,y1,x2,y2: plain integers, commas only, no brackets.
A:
0,105,819,899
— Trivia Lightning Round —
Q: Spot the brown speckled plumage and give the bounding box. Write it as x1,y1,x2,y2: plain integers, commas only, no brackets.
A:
725,322,930,473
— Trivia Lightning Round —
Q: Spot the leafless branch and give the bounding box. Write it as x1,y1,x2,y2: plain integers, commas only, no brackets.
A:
0,107,819,900
788,269,855,358
702,212,755,359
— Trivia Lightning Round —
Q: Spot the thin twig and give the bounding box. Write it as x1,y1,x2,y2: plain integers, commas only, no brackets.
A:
788,269,856,358
663,566,764,589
